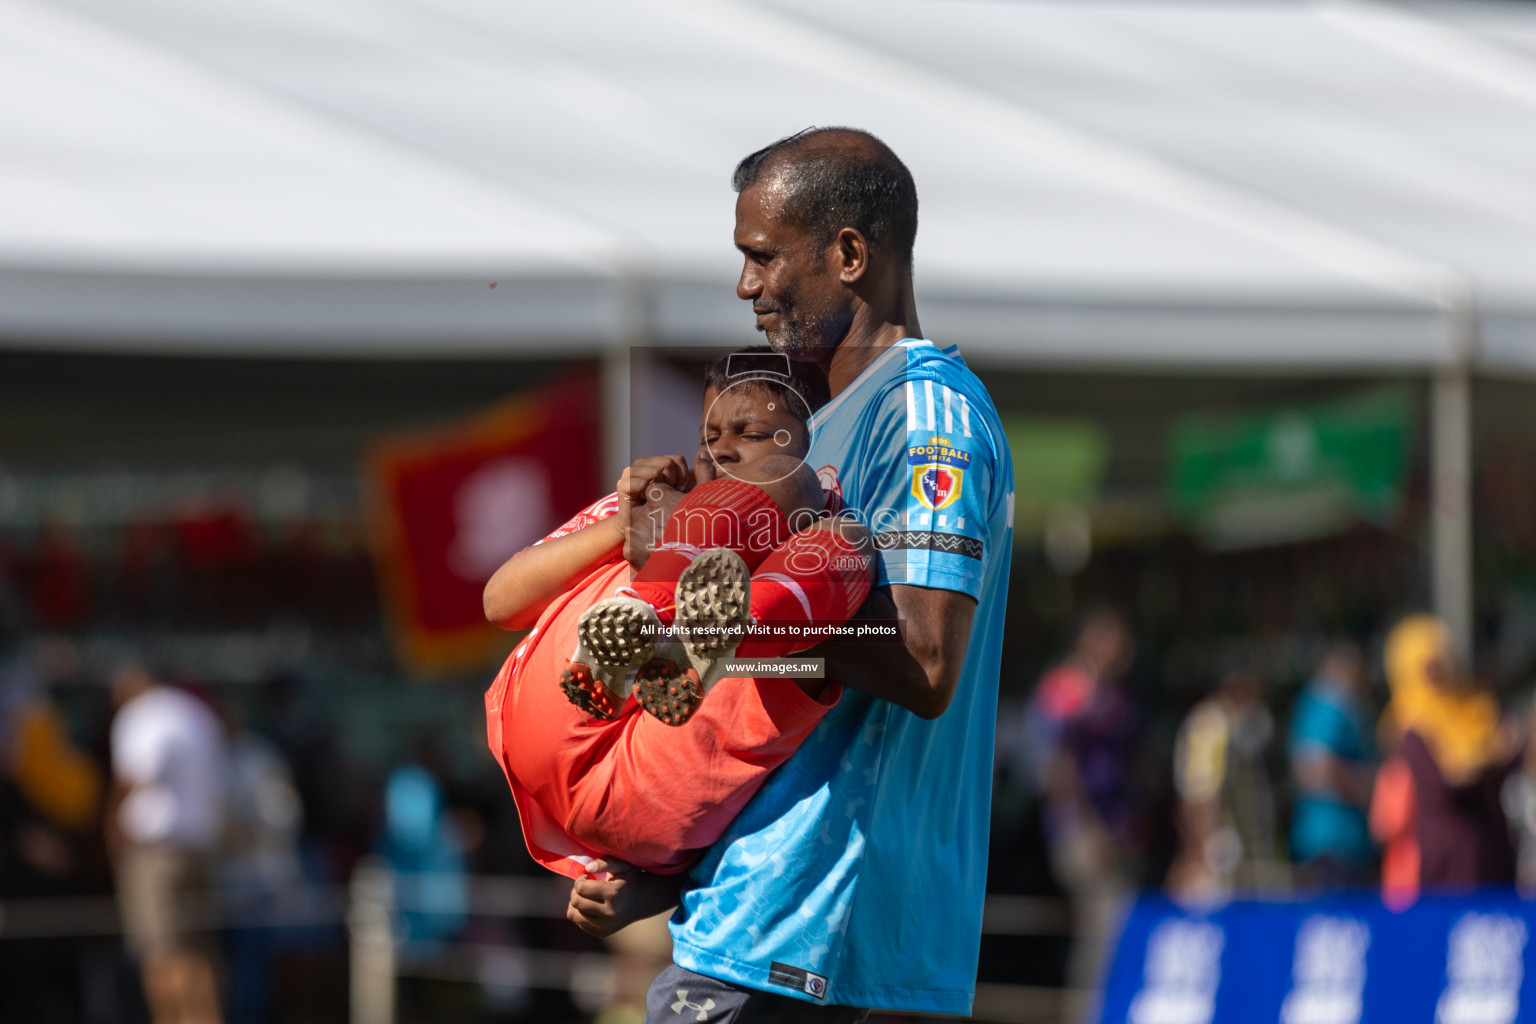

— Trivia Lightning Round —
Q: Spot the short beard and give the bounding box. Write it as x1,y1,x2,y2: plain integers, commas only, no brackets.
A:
766,307,838,357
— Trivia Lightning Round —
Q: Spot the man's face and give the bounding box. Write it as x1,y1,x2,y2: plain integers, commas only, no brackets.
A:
734,182,846,356
698,383,809,474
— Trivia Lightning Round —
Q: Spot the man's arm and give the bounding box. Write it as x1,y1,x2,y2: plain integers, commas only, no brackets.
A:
816,584,975,720
805,372,1000,719
563,594,975,940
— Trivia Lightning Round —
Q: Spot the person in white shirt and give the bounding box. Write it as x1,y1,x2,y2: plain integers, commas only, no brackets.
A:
109,662,229,1024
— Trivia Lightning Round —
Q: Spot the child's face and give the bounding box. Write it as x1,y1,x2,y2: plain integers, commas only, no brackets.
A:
699,383,810,472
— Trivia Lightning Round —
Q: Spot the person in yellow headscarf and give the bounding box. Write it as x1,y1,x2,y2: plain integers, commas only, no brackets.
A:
1382,616,1501,782
1371,615,1516,900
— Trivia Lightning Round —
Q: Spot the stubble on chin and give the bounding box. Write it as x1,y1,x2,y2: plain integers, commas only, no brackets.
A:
765,312,835,358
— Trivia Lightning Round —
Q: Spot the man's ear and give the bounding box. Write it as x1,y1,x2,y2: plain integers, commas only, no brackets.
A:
834,227,869,285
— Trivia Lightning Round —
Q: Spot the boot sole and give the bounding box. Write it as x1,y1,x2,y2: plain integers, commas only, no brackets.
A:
559,664,620,721
633,659,704,726
562,597,661,717
675,548,751,660
576,597,659,669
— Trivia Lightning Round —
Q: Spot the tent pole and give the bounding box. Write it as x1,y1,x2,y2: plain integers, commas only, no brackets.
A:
602,343,632,487
602,273,654,486
1430,301,1476,663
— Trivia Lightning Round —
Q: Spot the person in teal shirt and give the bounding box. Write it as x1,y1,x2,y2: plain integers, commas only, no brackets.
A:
1289,641,1377,886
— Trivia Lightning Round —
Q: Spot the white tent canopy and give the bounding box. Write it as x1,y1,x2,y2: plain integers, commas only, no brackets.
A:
2,0,1533,370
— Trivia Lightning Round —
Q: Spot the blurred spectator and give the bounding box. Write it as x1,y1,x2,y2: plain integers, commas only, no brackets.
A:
1370,615,1517,907
378,758,468,956
600,914,674,1024
1288,641,1377,888
258,672,360,881
2,638,102,870
1168,652,1283,899
108,662,229,1024
174,501,266,626
1369,749,1418,907
220,701,304,1024
26,520,94,629
120,517,178,625
0,635,105,1020
1025,607,1141,991
1501,694,1536,893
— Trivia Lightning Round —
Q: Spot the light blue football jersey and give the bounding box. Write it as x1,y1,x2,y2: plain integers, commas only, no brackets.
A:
669,339,1015,1014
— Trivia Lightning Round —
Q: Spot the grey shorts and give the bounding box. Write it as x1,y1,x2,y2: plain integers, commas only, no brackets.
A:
113,843,215,959
645,964,869,1023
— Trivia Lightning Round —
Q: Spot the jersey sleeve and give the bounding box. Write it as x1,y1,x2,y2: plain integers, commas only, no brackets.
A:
531,492,620,547
862,375,999,599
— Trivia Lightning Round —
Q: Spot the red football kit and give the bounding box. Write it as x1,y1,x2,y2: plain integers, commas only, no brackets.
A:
485,482,870,877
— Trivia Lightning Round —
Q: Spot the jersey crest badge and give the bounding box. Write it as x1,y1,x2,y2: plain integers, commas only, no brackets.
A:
912,464,963,510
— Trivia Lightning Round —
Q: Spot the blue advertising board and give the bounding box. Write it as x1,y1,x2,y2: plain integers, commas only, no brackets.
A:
1100,891,1536,1024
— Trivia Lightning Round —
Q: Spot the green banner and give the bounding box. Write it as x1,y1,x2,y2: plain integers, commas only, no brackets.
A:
1001,416,1109,514
1169,386,1412,547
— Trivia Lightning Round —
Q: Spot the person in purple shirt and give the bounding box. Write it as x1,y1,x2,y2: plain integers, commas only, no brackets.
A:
1025,608,1144,990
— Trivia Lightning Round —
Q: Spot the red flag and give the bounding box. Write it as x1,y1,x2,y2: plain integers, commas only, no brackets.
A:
365,372,599,672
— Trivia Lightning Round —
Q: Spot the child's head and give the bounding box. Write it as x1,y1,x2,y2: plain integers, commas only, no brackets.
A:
700,348,829,471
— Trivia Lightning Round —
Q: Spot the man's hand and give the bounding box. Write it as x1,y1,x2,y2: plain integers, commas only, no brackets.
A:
617,456,692,569
566,859,685,938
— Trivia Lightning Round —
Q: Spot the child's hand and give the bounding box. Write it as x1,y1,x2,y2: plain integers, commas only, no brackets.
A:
618,455,692,504
566,858,684,938
617,456,690,569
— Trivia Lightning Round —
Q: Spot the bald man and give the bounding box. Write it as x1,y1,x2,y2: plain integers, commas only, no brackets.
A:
570,128,1015,1022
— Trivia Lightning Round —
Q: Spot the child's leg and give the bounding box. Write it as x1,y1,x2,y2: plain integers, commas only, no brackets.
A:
559,674,839,874
627,458,821,615
573,462,875,724
641,458,874,659
627,524,873,722
559,467,809,715
487,563,839,876
488,471,872,873
738,519,874,659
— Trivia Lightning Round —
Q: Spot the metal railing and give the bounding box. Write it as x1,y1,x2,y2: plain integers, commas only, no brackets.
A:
349,865,1089,1024
0,870,1088,1024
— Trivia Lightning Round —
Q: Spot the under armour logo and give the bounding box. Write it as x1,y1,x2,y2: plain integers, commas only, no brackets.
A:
671,989,716,1021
